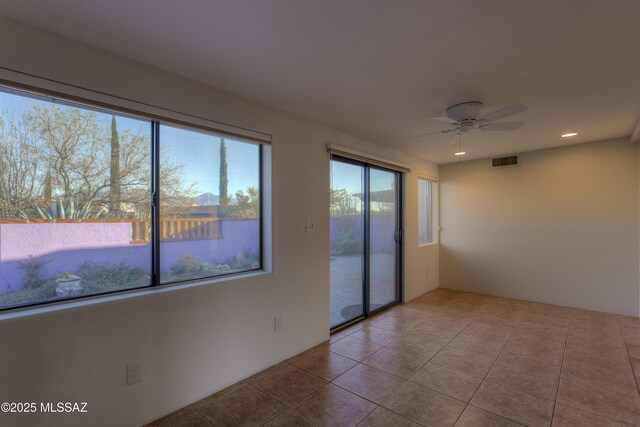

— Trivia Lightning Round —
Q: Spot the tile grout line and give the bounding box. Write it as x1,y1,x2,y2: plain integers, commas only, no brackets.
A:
550,314,637,427
550,310,572,427
363,312,476,425
617,315,640,395
450,312,524,427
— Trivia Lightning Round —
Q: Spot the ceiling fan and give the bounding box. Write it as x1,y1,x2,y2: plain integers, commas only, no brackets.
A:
408,101,527,142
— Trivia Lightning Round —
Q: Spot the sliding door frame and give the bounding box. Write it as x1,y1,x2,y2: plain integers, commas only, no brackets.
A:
330,155,403,332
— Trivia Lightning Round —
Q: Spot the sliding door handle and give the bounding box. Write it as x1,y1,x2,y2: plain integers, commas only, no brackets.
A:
394,229,402,243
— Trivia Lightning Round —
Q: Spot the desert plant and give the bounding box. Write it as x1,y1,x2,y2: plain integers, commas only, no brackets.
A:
15,255,52,290
330,233,362,256
226,247,260,270
0,285,56,308
20,196,106,219
170,254,211,275
55,272,80,282
169,254,232,279
75,261,149,293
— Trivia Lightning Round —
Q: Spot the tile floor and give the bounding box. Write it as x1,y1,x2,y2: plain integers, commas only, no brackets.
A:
147,288,640,426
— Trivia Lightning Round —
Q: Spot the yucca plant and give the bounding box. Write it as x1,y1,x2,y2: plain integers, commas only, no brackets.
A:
32,196,105,219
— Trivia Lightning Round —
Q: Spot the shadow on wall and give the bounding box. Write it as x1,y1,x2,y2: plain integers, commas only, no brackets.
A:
0,219,260,293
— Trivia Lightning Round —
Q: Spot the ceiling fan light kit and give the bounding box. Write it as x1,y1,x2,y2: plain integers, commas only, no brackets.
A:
408,102,528,158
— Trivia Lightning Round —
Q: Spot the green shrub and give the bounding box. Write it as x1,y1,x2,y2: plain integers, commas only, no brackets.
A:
226,248,260,270
170,254,211,275
330,233,362,256
0,285,56,308
169,254,232,280
16,255,52,290
75,261,150,293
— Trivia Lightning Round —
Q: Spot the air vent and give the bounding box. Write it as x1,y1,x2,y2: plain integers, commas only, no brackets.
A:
492,155,518,167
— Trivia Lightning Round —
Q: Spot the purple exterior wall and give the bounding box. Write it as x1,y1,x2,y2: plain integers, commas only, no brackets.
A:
330,215,397,254
0,219,259,291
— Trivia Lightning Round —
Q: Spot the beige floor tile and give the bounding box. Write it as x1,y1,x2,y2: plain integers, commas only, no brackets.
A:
350,325,401,346
520,313,570,330
552,403,624,427
561,359,638,396
430,345,497,378
557,376,640,426
470,381,554,427
455,405,523,427
286,343,330,365
292,384,377,427
358,407,421,426
516,322,568,341
262,409,318,426
362,346,431,379
330,336,384,361
498,343,563,373
409,362,483,402
251,364,327,406
486,360,559,400
381,381,466,426
333,363,404,403
191,383,285,426
291,347,358,381
627,344,640,359
563,345,632,375
147,408,212,427
369,315,423,333
154,290,640,427
632,357,640,375
386,334,444,360
244,361,290,386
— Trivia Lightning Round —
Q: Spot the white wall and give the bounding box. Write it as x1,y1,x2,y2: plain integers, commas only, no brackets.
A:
440,137,639,316
0,18,438,427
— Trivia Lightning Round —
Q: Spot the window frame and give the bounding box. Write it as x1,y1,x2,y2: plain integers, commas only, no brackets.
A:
0,80,268,313
418,176,438,247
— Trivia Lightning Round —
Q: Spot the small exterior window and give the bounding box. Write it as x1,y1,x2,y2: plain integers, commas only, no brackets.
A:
418,178,437,245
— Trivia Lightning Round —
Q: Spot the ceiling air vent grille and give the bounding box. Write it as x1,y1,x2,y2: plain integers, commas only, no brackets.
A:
492,155,518,167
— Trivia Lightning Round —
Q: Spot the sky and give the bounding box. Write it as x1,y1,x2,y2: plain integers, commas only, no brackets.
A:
0,86,260,198
330,159,397,212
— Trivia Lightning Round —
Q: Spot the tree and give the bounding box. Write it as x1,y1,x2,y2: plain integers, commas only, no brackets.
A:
218,138,229,217
0,102,194,219
330,188,360,216
235,187,259,218
0,109,43,217
109,115,121,213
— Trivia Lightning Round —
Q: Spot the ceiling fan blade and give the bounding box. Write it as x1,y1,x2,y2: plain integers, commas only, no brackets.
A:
478,104,527,122
406,128,456,142
428,116,458,124
478,122,525,131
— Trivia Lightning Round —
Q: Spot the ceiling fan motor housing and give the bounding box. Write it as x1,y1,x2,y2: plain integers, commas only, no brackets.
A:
446,101,483,122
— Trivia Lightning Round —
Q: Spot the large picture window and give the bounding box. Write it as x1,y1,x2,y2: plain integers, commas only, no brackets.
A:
0,84,263,311
159,124,261,283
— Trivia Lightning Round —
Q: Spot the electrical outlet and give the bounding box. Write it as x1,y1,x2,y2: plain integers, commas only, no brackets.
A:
274,316,282,331
306,219,316,232
127,362,142,385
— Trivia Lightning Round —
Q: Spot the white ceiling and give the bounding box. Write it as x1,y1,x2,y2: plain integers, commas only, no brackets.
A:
2,0,639,164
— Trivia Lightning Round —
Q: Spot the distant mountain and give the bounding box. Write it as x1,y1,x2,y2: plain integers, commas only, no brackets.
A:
195,192,238,206
195,192,219,206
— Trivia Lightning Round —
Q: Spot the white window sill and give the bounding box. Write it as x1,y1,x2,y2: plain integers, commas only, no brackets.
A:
418,242,439,248
0,269,271,322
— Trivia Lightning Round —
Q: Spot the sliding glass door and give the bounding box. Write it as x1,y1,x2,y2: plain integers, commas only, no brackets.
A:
369,167,400,310
330,157,402,329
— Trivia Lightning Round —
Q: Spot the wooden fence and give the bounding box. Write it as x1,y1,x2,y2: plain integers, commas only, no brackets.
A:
130,218,221,244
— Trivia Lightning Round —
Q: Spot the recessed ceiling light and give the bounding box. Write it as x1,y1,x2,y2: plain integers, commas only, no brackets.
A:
561,132,578,138
454,151,466,156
